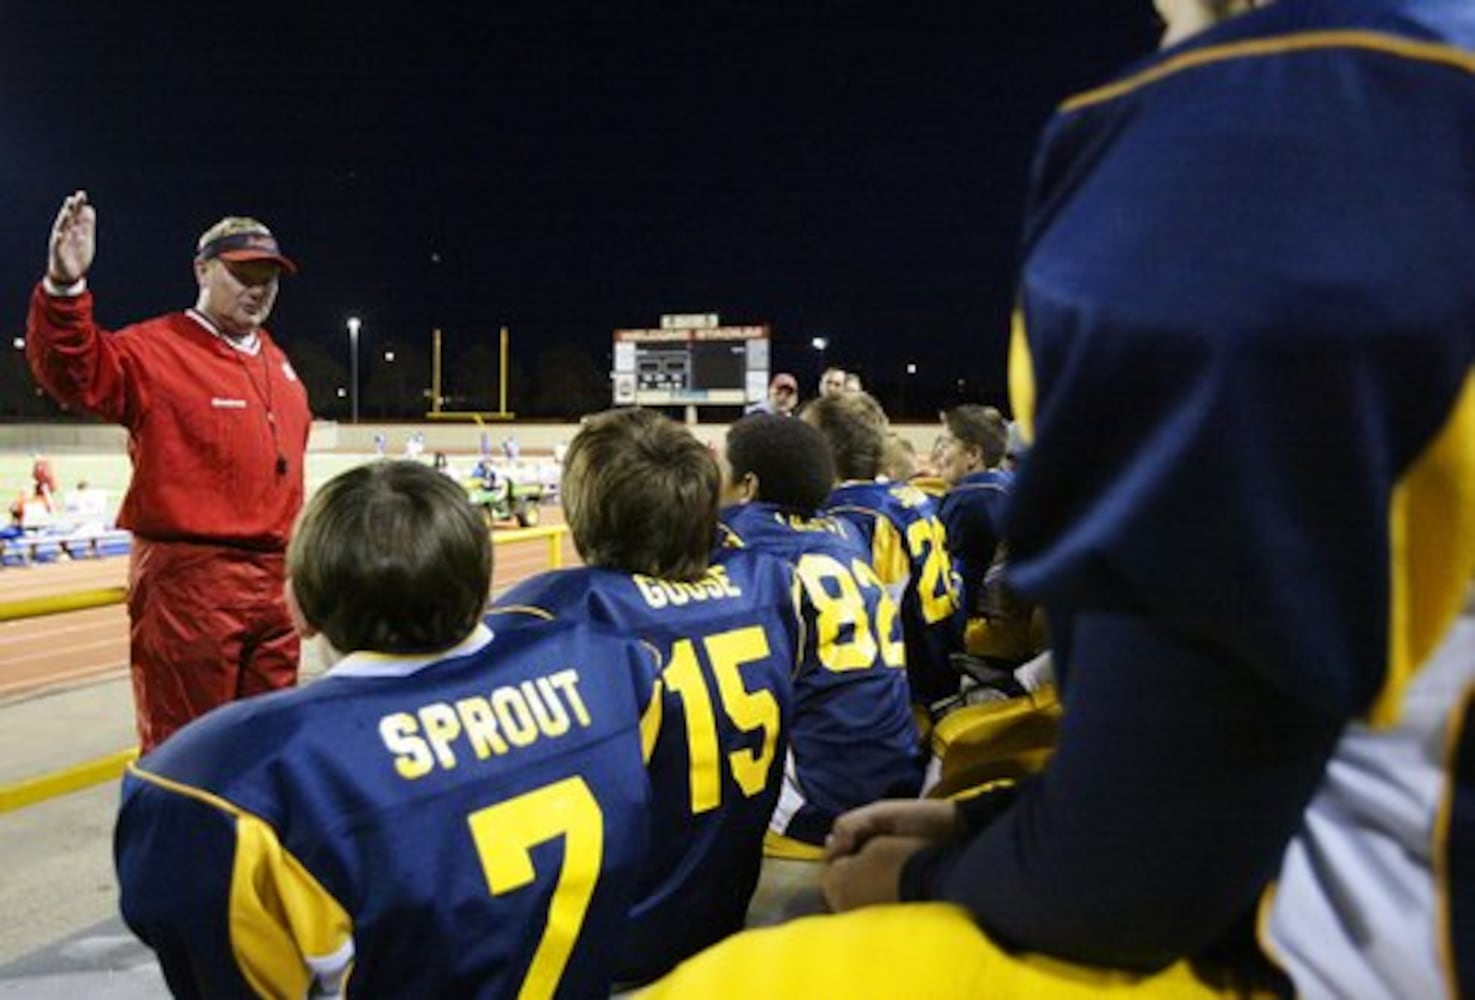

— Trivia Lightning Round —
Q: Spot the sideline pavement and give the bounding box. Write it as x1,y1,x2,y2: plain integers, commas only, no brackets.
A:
0,653,330,990
0,916,165,999
0,674,152,993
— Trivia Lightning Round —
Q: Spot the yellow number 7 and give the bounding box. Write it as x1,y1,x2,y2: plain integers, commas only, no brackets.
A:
467,777,604,1000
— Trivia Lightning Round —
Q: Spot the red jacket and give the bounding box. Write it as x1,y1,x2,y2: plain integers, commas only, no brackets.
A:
27,285,311,550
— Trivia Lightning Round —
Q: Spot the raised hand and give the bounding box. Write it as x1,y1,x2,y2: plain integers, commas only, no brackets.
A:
48,190,96,285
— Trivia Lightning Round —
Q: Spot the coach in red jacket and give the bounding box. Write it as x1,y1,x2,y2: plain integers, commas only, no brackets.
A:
27,191,312,751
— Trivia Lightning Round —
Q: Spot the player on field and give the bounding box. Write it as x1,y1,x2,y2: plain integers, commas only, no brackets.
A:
805,391,963,712
718,415,924,853
643,1,1475,996
496,407,800,984
115,461,662,998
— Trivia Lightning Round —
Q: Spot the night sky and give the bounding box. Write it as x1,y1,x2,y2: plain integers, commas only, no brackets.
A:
2,2,1159,418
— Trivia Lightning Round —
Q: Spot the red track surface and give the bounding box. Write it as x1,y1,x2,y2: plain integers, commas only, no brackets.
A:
0,517,580,701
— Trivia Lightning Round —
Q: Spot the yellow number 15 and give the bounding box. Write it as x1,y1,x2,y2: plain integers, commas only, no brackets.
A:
662,625,781,814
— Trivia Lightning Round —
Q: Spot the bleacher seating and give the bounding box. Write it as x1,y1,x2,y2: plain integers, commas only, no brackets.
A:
2,528,132,567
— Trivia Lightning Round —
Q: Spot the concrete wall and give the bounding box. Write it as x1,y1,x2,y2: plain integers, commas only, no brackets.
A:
331,421,580,456
0,424,130,453
0,421,580,456
0,421,342,454
326,419,943,457
1,419,945,457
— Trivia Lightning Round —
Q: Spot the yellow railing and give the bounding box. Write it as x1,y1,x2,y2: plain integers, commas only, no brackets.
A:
491,523,567,570
0,749,139,814
0,523,569,814
0,587,128,622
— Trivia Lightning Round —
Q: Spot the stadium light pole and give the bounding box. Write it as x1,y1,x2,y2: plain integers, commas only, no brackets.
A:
347,317,362,423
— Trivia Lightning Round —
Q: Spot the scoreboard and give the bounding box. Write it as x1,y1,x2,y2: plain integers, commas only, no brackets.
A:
612,316,770,407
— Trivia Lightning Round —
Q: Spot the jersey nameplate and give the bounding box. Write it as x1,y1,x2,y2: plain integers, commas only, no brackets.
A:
632,566,743,609
379,668,594,779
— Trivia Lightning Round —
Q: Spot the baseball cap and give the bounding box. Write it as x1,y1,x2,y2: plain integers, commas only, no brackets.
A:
770,373,798,392
196,217,298,275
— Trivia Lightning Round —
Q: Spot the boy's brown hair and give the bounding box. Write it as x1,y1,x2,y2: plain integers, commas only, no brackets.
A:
288,460,492,654
942,405,1009,470
562,408,719,581
802,390,889,480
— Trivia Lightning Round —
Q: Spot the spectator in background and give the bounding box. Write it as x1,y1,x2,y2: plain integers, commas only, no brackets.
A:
806,391,962,713
63,480,108,519
645,1,1475,995
26,191,310,752
818,366,847,398
9,453,61,532
497,407,800,985
116,460,663,997
403,430,425,459
746,372,800,416
843,372,863,394
503,434,520,462
468,455,507,510
30,454,57,511
430,450,459,480
59,479,111,534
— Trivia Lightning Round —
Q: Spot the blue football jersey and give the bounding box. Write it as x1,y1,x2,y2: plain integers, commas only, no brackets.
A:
999,3,1475,993
822,480,963,705
496,550,800,983
937,468,1012,621
115,617,661,999
720,502,924,845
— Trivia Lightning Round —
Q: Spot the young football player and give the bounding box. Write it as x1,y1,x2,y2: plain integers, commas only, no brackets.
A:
115,460,662,997
720,414,924,853
496,407,800,984
805,391,964,711
935,404,1042,668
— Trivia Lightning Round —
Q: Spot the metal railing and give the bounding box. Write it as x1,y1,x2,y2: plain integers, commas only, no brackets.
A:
0,587,128,622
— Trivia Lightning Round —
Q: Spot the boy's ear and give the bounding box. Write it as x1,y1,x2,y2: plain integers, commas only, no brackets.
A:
284,579,319,639
740,471,759,503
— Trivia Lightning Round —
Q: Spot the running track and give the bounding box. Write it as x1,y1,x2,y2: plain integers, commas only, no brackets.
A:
0,516,580,702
